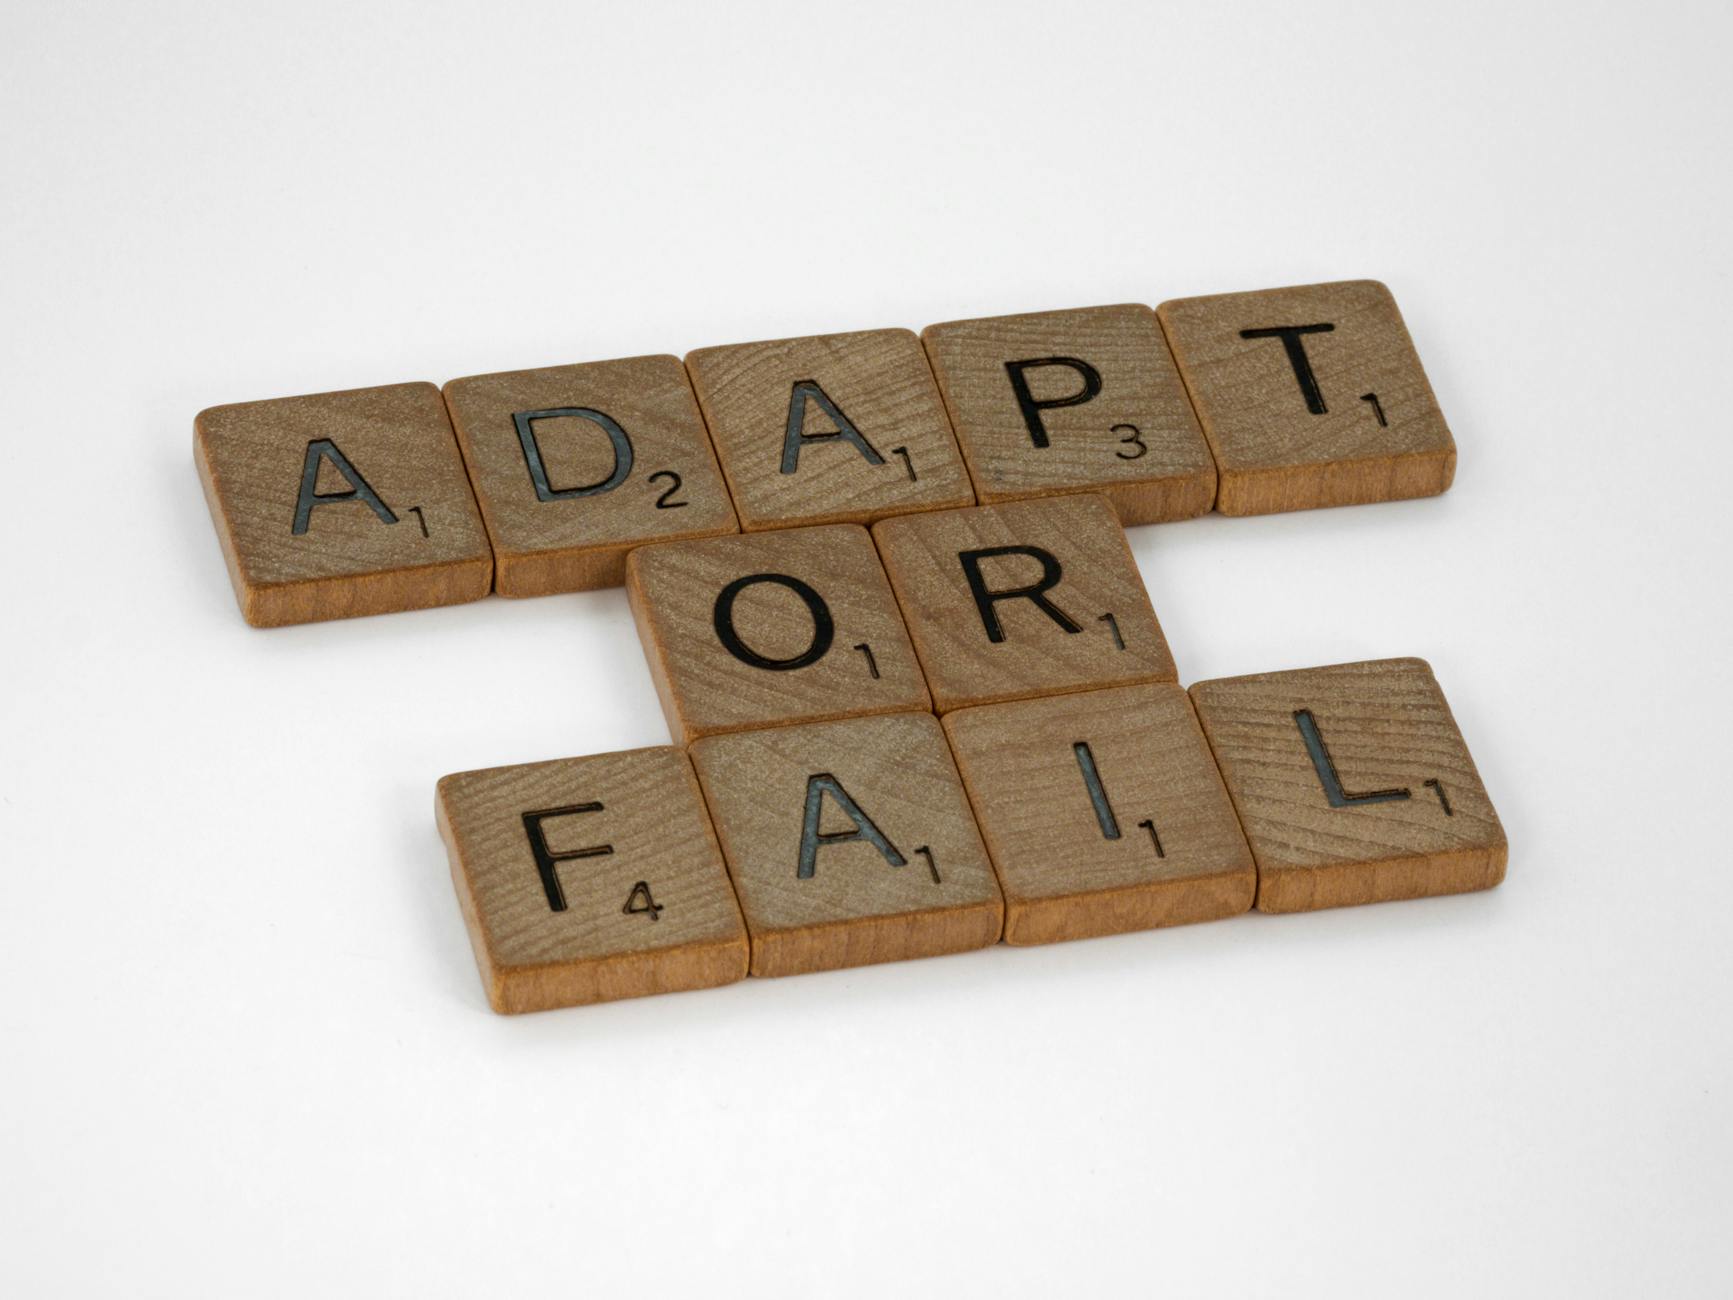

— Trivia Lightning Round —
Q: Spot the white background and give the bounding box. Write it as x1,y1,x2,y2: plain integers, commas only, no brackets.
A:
2,1,1729,1294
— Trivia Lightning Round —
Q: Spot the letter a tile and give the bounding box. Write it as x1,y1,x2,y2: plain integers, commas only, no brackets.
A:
443,355,738,596
195,383,493,625
872,494,1176,712
1157,280,1456,515
922,304,1216,524
685,329,974,531
1189,658,1507,912
626,524,930,743
436,747,748,1013
944,684,1254,945
689,713,1002,977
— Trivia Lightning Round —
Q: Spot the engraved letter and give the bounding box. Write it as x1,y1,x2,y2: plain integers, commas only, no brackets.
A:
512,407,634,502
1003,357,1103,449
521,803,614,912
1238,324,1336,414
712,573,836,670
1293,710,1412,808
1072,741,1122,840
958,545,1081,643
781,380,885,474
796,773,905,879
291,439,396,534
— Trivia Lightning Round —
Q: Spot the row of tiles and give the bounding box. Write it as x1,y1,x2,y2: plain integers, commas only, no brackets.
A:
196,279,1457,627
438,659,1507,1014
632,493,1169,740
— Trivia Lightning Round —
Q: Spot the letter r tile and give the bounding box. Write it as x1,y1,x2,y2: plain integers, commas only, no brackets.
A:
436,747,749,1013
195,382,493,626
689,713,1002,977
1189,657,1507,912
685,328,974,531
872,493,1176,712
626,524,929,744
1156,280,1456,515
443,355,738,596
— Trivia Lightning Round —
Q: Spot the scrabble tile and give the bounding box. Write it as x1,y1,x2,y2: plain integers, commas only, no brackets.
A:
684,328,974,531
626,524,930,743
442,355,738,597
1189,658,1506,912
872,494,1177,713
944,684,1254,945
195,382,493,626
436,747,748,1013
921,303,1216,524
688,713,1002,977
1156,280,1455,515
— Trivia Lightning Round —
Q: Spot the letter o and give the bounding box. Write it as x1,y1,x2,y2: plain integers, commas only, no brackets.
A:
712,573,836,670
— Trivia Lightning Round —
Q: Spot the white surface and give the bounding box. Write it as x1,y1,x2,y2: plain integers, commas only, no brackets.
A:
2,1,1729,1294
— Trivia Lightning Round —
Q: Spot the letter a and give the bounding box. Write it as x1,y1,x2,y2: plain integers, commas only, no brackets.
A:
292,438,397,535
796,773,906,879
780,380,886,474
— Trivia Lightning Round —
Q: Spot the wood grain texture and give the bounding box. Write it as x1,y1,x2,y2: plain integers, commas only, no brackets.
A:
195,382,492,626
1156,280,1455,515
684,328,974,531
689,713,1002,977
943,684,1254,945
436,747,748,1013
871,493,1177,713
626,523,930,743
443,355,737,596
1189,657,1506,912
921,303,1216,524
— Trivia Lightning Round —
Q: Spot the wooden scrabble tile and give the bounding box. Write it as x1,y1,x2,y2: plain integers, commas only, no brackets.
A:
871,494,1177,713
1156,280,1456,515
684,328,974,531
944,684,1254,945
688,713,1002,977
626,524,930,743
442,355,738,596
436,747,748,1013
1189,658,1506,912
195,382,493,626
921,303,1216,524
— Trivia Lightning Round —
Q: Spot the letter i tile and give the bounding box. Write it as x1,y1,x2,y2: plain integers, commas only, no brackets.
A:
944,683,1254,944
689,713,1002,977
